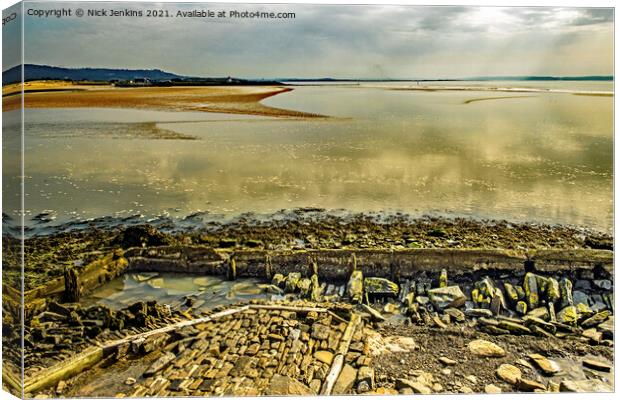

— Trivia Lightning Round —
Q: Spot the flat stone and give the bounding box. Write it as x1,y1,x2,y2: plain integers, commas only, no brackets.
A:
581,310,611,328
560,379,613,393
265,375,315,395
464,308,493,318
468,339,505,358
356,366,375,392
144,352,176,377
428,286,466,310
311,323,331,340
529,353,561,375
364,277,399,296
485,384,502,394
517,378,546,392
314,350,334,364
496,364,522,385
592,280,612,291
438,356,457,366
395,378,433,394
333,364,357,394
582,358,612,372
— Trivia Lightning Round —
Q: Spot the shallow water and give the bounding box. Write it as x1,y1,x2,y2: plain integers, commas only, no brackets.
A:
83,272,276,311
2,82,613,233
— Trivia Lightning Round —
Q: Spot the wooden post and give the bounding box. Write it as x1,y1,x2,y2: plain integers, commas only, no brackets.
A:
227,258,236,281
63,266,81,303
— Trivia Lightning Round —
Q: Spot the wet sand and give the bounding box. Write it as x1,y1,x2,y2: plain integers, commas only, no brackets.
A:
2,82,324,118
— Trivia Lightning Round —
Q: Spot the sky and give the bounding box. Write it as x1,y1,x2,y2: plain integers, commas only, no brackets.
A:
6,2,615,79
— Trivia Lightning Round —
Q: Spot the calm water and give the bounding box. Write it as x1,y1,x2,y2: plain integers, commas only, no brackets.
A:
83,272,276,311
2,82,613,232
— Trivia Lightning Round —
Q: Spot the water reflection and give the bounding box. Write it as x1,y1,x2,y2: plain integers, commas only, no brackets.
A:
4,83,613,232
84,272,276,311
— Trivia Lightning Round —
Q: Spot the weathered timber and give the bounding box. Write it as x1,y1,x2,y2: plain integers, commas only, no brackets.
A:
63,266,81,303
24,305,251,394
25,250,128,303
24,346,104,395
528,249,613,273
321,313,362,395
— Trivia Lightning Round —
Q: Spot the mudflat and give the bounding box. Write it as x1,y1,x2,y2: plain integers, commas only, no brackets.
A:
2,82,323,118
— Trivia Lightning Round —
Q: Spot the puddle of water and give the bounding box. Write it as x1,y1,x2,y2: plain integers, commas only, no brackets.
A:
83,272,280,311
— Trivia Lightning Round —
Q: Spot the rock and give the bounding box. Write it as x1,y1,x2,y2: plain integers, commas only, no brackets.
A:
527,307,550,320
285,272,302,293
496,364,522,384
468,339,505,358
439,269,448,288
383,303,397,314
546,277,561,304
125,377,136,385
428,286,466,310
593,279,612,291
347,270,364,303
356,366,375,392
395,379,433,394
517,378,546,392
529,353,561,375
47,301,72,317
582,358,612,372
311,323,331,340
360,304,386,322
559,277,574,308
364,277,399,297
371,387,399,395
444,308,465,322
297,278,312,297
598,316,614,338
432,315,448,329
582,328,603,342
333,364,357,394
522,316,556,333
271,273,286,287
503,282,520,305
523,273,540,309
56,380,66,395
438,356,457,366
573,291,590,307
464,308,493,318
144,352,176,377
314,350,334,364
498,320,531,335
577,302,594,318
490,288,505,315
117,225,170,248
574,280,591,291
265,375,315,395
560,379,613,393
485,384,502,394
516,301,527,315
557,306,578,325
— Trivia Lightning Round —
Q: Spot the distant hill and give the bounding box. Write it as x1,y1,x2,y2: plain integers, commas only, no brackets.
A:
3,64,185,85
468,75,613,82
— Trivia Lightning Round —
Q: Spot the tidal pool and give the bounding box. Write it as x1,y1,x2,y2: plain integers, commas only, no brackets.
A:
2,82,613,232
83,272,277,311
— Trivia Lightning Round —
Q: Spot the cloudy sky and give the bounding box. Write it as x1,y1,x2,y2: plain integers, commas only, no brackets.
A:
11,2,615,79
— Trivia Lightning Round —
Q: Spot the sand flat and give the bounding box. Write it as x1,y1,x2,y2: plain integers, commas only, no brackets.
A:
2,83,323,118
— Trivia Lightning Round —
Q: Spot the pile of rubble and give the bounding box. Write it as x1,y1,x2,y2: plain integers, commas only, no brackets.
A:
25,300,192,373
268,267,614,346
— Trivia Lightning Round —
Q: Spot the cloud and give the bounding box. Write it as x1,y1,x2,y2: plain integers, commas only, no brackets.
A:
21,3,613,78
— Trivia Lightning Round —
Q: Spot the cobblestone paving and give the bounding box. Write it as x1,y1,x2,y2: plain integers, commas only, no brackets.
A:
123,304,368,396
